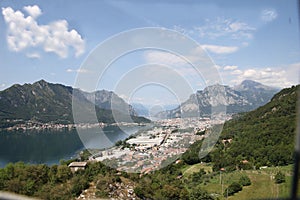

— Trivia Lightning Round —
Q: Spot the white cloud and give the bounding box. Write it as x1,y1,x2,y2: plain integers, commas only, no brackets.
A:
229,22,253,32
195,17,255,40
219,63,299,88
26,52,40,59
143,48,222,78
143,51,187,66
23,5,42,19
243,69,257,77
261,9,278,22
201,44,239,54
223,65,238,70
2,5,85,58
119,94,130,102
0,83,6,88
66,68,89,73
231,65,298,88
231,69,242,75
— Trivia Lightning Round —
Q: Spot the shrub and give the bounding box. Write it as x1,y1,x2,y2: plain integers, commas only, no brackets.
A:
189,186,214,200
224,182,242,197
239,175,251,186
275,171,285,184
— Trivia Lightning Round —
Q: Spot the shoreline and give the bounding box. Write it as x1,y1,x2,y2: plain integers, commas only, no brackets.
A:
0,120,150,132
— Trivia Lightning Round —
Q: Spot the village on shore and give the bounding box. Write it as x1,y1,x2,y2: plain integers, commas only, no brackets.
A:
88,117,229,173
1,119,147,131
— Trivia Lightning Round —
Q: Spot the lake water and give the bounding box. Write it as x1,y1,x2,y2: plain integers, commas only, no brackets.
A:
0,125,142,168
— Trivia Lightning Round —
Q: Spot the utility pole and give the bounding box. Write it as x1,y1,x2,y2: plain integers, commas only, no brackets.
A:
227,188,228,199
220,170,223,194
221,175,224,195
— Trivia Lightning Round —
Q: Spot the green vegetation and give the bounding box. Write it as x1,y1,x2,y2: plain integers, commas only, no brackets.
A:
0,85,298,199
182,139,212,165
238,175,251,186
0,80,150,128
224,182,242,197
134,162,190,199
210,85,298,171
182,163,212,176
0,161,121,200
275,171,286,184
189,186,214,200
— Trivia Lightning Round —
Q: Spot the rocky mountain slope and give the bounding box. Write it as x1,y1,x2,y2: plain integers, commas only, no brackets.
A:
0,80,149,127
156,80,279,118
131,103,149,117
82,90,137,116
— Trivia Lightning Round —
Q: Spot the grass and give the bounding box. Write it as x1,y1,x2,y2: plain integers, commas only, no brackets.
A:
182,163,213,176
183,164,300,200
228,170,282,199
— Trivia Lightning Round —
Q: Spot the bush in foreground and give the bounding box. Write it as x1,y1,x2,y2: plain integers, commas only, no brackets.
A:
224,182,242,197
275,171,285,184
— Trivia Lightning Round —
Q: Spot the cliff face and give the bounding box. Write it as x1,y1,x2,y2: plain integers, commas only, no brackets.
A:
156,80,279,118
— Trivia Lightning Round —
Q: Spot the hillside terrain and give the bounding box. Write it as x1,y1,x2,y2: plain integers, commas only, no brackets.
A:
210,84,298,171
0,80,150,128
0,84,298,199
157,80,278,118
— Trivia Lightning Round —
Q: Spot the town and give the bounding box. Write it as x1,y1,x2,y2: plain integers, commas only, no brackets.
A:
90,117,226,173
1,119,147,131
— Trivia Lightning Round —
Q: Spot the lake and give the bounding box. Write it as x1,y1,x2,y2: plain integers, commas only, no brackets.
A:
0,125,143,168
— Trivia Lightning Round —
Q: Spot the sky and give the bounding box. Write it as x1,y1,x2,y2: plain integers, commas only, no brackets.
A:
0,0,299,105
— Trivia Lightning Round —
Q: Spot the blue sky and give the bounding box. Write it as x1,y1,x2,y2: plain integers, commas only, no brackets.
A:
0,0,299,105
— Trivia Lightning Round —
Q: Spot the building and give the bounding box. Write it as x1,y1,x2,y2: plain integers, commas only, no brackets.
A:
68,161,87,173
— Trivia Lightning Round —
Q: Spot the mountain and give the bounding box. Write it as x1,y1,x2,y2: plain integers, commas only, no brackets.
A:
156,80,279,118
82,90,137,116
131,103,149,117
234,80,279,108
132,103,180,118
0,80,150,128
211,84,298,170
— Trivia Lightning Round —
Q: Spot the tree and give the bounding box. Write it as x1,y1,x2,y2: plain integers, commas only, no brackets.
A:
192,169,206,183
161,184,182,199
189,186,214,200
239,175,251,186
134,186,144,199
79,149,92,161
224,182,242,197
181,140,203,165
70,176,89,196
56,165,72,183
275,171,285,184
115,140,123,147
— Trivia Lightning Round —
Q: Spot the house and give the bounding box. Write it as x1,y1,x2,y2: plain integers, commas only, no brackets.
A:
242,160,249,164
68,161,87,173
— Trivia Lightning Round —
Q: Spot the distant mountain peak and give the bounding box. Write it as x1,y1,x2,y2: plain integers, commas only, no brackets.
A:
34,79,48,85
234,80,278,91
241,79,261,86
156,80,279,119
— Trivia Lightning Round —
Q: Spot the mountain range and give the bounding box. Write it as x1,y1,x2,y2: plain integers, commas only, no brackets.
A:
131,103,179,118
0,79,280,128
0,80,149,128
155,80,279,118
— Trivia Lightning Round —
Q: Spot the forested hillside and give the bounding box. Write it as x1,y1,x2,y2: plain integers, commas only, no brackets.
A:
0,80,150,128
211,85,298,171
